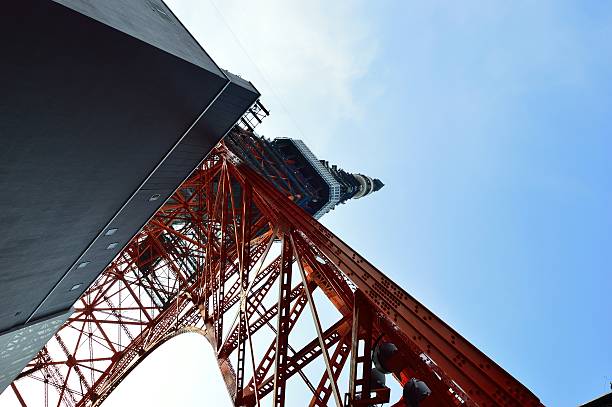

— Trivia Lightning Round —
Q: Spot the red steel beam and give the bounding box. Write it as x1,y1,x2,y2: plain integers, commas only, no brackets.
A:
8,140,542,407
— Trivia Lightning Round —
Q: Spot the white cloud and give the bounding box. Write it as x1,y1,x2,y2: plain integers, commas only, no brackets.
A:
166,0,378,150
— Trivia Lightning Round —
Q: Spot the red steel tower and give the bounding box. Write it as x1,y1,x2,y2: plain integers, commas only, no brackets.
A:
1,2,543,406
6,111,543,405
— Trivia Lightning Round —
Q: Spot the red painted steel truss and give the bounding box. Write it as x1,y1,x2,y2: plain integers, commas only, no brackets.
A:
9,141,542,407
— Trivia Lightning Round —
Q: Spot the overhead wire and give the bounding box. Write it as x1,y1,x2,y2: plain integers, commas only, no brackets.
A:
207,0,309,141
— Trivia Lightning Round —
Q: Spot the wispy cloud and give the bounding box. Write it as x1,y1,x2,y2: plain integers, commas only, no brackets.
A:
166,0,378,149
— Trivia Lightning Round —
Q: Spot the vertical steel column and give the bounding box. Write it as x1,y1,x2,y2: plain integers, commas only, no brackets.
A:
292,233,343,407
203,165,214,321
216,164,229,351
235,183,252,404
347,290,379,406
272,233,293,406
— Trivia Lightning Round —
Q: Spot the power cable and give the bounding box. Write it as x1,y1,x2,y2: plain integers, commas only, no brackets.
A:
207,0,309,141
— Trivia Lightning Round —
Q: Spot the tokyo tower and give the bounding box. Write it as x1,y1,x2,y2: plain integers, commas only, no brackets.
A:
0,2,542,406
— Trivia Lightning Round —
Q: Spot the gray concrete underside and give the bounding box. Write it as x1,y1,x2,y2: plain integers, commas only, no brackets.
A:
0,0,259,394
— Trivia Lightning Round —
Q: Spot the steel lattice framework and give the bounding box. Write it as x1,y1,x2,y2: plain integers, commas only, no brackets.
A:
8,135,543,407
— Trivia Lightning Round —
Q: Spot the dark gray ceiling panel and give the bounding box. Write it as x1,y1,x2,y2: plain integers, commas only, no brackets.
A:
0,309,73,394
51,0,222,73
0,0,259,339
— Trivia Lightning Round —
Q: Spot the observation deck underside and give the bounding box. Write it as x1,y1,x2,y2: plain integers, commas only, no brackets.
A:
0,0,259,392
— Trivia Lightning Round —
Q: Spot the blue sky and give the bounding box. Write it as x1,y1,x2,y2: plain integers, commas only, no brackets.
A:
320,2,612,405
125,1,612,405
4,2,609,406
